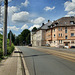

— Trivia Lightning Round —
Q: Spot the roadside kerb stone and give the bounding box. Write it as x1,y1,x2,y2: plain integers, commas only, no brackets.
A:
17,47,30,75
15,47,22,75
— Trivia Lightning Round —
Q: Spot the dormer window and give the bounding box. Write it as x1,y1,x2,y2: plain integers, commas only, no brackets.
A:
55,24,57,26
70,21,74,24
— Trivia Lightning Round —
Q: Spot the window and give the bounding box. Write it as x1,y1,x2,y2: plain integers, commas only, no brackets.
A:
65,43,68,46
61,34,62,37
54,34,55,38
65,30,67,33
55,24,57,26
59,40,60,43
61,40,62,44
70,21,74,24
54,29,55,32
71,33,74,36
65,36,68,39
65,27,67,33
71,41,74,43
61,28,62,31
58,28,60,31
59,33,60,37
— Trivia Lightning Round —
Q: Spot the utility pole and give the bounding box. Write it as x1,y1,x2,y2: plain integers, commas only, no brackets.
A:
0,0,2,24
3,0,8,56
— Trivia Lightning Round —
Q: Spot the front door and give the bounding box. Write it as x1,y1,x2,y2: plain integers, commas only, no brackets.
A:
65,43,68,46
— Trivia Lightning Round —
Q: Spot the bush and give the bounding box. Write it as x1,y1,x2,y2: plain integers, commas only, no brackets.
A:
0,34,15,57
7,43,14,55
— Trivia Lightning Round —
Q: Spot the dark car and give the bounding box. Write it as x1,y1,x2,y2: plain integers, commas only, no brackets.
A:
45,44,50,47
71,46,75,48
28,44,32,47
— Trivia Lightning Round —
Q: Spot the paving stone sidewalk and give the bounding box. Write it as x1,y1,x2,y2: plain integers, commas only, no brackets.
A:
0,47,22,75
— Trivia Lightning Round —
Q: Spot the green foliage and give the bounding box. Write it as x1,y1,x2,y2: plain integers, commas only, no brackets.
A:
14,36,19,45
0,34,3,58
32,27,37,32
8,30,15,44
7,43,14,55
0,34,14,58
26,33,30,44
0,49,3,58
15,29,30,45
7,39,14,55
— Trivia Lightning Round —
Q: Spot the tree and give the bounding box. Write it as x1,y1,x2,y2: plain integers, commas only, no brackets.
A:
26,33,30,44
14,36,19,45
8,30,15,44
14,29,30,45
32,27,37,32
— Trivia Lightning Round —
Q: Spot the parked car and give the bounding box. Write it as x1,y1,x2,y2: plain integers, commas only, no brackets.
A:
71,46,75,48
28,44,32,47
64,46,69,49
45,44,50,47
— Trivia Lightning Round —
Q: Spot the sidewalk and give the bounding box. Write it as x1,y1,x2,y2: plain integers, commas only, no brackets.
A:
0,47,23,75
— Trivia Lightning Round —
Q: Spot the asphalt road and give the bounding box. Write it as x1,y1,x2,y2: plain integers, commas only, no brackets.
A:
37,46,75,52
17,46,75,75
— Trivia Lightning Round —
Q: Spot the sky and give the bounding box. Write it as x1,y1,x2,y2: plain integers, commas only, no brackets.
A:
0,0,75,36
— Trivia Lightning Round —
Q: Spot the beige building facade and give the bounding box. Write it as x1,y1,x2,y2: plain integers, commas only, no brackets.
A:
46,17,75,48
31,20,52,46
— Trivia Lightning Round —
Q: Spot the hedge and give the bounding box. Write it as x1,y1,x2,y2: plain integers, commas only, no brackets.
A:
0,37,14,58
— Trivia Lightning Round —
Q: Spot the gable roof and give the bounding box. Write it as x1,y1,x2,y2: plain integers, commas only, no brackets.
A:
48,16,75,29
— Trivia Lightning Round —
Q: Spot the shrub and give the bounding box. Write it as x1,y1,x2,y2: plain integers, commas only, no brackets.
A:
7,43,14,55
0,34,15,56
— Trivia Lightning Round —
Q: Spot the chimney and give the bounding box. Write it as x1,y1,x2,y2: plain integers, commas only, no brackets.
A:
48,20,50,23
42,23,44,26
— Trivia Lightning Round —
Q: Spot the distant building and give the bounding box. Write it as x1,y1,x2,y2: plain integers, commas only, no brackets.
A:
31,20,52,46
46,17,75,48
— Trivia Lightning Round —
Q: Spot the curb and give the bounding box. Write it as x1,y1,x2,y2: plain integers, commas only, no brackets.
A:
21,54,30,75
15,47,22,75
16,47,30,75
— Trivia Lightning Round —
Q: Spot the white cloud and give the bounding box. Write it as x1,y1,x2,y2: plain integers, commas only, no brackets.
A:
72,0,75,2
64,0,75,16
7,26,20,31
12,11,30,23
44,6,55,11
68,11,75,15
1,6,20,25
65,15,70,17
64,1,75,11
21,0,29,7
8,0,12,2
29,25,40,31
0,28,3,32
21,24,28,30
31,17,45,24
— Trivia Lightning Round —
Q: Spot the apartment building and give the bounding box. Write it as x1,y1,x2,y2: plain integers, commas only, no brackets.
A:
31,20,52,46
31,32,37,46
46,17,75,47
